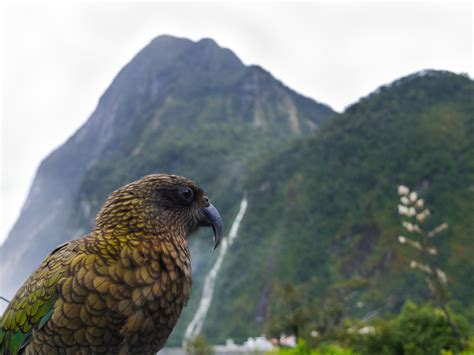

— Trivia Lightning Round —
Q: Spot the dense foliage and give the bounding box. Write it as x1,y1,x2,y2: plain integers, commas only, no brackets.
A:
185,336,214,355
356,301,469,354
271,340,355,355
205,71,474,342
267,286,471,354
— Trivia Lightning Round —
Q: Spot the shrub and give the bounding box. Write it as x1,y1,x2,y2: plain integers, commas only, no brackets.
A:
184,336,214,355
357,301,469,355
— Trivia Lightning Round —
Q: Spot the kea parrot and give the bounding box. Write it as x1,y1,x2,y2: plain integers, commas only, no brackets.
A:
0,174,223,354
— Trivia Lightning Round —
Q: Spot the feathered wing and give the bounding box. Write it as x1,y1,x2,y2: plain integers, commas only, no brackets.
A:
0,242,76,354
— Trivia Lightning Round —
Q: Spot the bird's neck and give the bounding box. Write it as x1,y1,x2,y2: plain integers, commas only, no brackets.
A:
84,226,192,288
89,220,189,262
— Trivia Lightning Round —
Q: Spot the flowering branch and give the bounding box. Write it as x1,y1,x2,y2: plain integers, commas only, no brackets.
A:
397,185,461,340
397,185,448,303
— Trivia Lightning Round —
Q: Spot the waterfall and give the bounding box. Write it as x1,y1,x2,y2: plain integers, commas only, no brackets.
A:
183,195,248,342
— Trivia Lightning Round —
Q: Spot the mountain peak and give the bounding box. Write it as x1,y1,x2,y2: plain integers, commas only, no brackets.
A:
347,69,470,113
196,37,219,47
150,34,193,45
391,69,466,87
0,35,334,300
186,37,244,73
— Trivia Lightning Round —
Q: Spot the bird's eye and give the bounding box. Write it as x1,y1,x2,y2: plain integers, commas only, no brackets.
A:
178,187,194,204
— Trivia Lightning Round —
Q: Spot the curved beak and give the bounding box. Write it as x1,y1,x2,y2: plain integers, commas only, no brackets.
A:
203,203,224,250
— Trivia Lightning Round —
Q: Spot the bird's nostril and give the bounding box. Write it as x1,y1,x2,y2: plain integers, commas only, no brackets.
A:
203,196,210,206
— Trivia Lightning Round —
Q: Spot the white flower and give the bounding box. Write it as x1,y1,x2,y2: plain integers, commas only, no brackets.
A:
398,205,408,215
410,260,432,274
400,196,410,205
398,185,410,196
427,247,437,255
415,199,424,209
358,326,375,335
428,222,448,238
402,221,414,232
410,260,433,274
416,209,430,223
310,331,319,338
409,191,418,202
436,268,448,284
400,236,422,250
410,240,422,251
407,207,416,217
417,262,432,274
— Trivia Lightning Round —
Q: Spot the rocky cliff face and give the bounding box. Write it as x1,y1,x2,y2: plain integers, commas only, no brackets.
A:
0,35,334,309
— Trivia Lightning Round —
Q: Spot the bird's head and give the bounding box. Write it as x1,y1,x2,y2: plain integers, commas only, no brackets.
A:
94,174,224,249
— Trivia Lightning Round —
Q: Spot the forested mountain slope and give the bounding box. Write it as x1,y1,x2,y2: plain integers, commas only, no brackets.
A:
204,71,474,342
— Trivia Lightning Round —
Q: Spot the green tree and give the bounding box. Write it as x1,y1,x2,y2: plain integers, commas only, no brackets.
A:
359,301,469,355
184,336,214,355
265,279,318,340
265,278,365,346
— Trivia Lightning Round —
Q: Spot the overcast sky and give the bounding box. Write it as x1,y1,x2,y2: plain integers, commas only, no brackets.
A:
0,1,472,246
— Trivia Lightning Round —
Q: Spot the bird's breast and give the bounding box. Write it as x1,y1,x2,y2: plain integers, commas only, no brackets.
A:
51,238,193,353
114,247,192,353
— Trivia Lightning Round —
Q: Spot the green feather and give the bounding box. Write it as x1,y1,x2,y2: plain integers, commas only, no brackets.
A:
0,242,71,354
0,329,25,354
0,243,69,354
0,328,5,355
0,305,55,354
38,308,54,330
0,329,23,355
